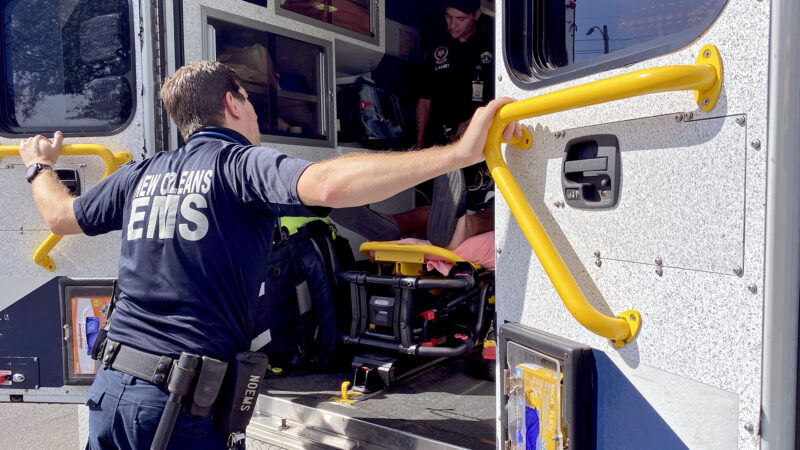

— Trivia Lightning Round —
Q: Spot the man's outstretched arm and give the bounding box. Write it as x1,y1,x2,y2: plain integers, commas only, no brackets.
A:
20,132,82,235
298,97,520,208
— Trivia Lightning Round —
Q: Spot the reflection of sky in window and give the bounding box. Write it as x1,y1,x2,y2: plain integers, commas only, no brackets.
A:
570,0,722,63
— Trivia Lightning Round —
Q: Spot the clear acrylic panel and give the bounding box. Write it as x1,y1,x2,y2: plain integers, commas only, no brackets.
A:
208,17,328,142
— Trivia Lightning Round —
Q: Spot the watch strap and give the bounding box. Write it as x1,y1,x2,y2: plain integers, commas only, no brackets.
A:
25,163,52,183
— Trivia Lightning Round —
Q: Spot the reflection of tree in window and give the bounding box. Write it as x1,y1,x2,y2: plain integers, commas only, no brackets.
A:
3,0,131,129
571,0,722,63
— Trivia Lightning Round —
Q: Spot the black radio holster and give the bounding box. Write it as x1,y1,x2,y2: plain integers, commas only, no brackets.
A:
187,356,228,417
214,351,269,447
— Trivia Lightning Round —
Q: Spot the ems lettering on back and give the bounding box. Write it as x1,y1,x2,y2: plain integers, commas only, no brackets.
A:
127,170,213,241
240,374,261,412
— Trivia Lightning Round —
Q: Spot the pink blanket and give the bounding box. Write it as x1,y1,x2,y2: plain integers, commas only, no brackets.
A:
390,231,495,275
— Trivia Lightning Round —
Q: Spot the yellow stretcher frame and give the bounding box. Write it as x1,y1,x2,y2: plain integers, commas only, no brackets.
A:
486,44,722,347
0,144,132,271
360,241,481,276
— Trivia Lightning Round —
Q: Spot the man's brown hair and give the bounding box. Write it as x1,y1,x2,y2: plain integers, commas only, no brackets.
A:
161,61,245,141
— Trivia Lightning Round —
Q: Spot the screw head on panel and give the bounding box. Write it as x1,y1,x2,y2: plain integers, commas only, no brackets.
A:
736,116,746,126
747,284,758,293
685,112,694,120
655,267,664,277
702,98,710,106
595,259,602,267
498,74,503,81
593,250,601,258
703,50,711,58
751,140,761,150
496,248,502,255
744,422,755,434
655,257,662,266
674,114,683,122
733,266,743,277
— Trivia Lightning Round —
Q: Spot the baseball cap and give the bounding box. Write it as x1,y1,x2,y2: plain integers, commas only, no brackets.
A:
443,0,481,14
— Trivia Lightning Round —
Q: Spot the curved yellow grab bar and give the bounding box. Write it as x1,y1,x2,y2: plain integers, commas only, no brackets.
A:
487,45,722,347
0,144,133,271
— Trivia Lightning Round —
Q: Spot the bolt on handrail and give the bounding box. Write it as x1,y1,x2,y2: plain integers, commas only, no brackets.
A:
487,44,722,347
0,144,132,271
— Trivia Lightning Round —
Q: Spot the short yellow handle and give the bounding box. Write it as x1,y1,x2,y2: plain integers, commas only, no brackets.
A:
0,144,133,271
486,45,722,346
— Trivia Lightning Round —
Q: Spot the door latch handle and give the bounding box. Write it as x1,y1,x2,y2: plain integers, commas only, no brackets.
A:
561,135,620,208
564,157,608,174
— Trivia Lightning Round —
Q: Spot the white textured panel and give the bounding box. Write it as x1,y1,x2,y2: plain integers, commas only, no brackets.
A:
494,0,769,447
538,115,745,274
0,153,121,278
78,405,89,450
0,230,120,278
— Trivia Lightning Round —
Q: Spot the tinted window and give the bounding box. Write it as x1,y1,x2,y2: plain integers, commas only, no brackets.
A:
2,0,134,134
506,0,727,87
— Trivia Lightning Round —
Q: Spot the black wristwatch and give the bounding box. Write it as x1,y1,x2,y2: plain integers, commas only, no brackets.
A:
25,163,52,183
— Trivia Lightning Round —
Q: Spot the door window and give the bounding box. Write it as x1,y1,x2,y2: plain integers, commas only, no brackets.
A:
1,0,134,135
505,0,728,87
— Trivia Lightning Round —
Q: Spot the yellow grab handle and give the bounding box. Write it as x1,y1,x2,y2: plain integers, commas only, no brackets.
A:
0,144,133,271
487,45,722,347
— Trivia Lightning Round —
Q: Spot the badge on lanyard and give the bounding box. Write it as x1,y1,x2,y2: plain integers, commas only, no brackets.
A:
472,81,484,102
472,64,484,102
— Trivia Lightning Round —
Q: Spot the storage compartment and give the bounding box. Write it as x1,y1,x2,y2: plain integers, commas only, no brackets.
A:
204,10,334,146
277,0,377,44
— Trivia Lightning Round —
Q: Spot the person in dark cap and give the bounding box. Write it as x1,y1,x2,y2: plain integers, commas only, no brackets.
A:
415,0,493,149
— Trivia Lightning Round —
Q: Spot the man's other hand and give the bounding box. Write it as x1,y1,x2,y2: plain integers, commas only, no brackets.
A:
20,131,63,167
453,98,522,166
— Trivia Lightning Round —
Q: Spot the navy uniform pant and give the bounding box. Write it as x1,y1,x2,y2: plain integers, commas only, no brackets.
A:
86,366,230,450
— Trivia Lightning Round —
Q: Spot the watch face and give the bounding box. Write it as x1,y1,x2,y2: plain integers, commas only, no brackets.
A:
25,164,38,178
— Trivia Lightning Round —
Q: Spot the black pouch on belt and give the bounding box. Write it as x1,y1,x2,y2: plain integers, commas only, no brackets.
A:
215,351,268,434
187,356,228,418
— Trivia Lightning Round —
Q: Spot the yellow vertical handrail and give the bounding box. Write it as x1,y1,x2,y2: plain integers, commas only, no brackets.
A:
0,144,132,271
487,45,722,346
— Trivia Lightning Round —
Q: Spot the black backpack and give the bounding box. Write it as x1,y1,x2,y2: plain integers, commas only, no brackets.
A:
337,77,408,150
253,220,354,372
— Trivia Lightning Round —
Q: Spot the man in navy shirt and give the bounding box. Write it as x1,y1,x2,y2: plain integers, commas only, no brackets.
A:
19,60,519,449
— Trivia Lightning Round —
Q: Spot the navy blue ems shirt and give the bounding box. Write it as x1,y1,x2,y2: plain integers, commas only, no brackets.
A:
74,127,323,360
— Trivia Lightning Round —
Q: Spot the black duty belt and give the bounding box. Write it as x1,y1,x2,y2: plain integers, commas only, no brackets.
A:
99,339,175,386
